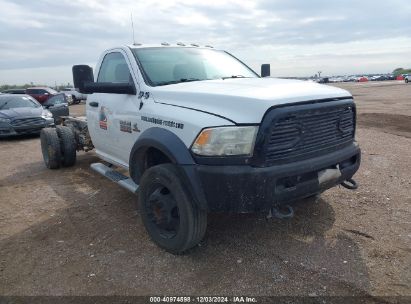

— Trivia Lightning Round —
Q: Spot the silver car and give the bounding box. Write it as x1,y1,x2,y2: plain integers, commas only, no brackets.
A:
0,94,55,137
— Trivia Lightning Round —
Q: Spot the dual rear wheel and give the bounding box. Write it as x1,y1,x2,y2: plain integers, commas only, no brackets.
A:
40,126,76,169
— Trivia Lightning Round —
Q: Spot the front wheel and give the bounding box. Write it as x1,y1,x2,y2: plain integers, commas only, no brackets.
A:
406,78,409,83
138,164,207,254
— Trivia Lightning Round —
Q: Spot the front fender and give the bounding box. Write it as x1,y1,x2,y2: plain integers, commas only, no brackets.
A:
129,127,208,210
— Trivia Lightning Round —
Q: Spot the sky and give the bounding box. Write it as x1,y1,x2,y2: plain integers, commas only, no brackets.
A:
0,0,410,86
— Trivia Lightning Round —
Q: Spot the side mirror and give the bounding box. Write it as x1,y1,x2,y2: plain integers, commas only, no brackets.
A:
261,64,271,77
73,64,136,95
73,65,94,94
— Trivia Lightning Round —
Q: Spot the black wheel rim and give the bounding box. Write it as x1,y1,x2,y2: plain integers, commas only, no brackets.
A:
146,186,180,239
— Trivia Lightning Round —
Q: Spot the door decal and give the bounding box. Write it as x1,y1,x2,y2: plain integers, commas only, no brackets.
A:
132,123,141,133
120,120,132,133
99,106,108,130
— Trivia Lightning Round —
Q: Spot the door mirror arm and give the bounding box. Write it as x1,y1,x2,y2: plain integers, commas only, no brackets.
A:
83,82,137,95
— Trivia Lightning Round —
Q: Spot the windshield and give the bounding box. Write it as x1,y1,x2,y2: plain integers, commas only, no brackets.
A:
132,47,258,86
0,95,41,110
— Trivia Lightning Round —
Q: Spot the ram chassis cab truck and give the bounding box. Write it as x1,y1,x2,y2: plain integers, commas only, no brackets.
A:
40,44,361,254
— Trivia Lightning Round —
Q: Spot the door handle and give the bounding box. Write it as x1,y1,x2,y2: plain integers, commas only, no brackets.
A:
89,101,99,107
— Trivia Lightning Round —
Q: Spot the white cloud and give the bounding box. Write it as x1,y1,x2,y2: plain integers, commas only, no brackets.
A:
0,0,45,28
0,0,410,85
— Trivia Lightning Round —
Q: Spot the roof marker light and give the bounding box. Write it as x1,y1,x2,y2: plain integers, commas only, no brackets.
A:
177,42,186,46
161,42,170,46
190,43,199,47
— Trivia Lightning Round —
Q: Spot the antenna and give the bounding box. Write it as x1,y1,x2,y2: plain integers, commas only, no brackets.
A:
131,12,136,44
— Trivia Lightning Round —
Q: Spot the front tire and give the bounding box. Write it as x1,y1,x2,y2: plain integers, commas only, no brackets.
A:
138,164,207,254
406,78,409,83
40,128,61,169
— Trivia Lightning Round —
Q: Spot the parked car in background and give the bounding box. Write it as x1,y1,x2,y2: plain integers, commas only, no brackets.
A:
373,74,391,81
60,87,87,104
26,87,58,104
42,93,70,124
358,76,369,82
0,94,54,137
1,89,26,94
60,93,74,105
316,77,329,83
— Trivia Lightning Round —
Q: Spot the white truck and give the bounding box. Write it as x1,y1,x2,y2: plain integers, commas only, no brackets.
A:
60,87,87,104
40,44,361,254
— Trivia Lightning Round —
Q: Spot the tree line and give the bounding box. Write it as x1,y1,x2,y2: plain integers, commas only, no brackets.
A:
0,83,72,92
393,68,411,76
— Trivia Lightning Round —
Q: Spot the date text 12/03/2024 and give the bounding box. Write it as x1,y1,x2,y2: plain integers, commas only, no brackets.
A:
149,296,257,303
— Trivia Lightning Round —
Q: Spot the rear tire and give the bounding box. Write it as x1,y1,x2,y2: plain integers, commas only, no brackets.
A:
56,125,76,167
406,79,409,83
40,128,61,169
139,164,207,254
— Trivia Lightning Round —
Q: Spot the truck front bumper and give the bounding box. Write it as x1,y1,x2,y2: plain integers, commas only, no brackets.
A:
188,142,360,213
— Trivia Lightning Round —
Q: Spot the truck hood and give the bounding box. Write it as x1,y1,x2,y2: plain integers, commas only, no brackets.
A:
0,107,43,119
151,78,352,124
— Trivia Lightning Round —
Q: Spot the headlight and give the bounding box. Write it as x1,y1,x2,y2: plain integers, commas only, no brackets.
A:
41,110,53,118
0,117,11,123
191,126,258,156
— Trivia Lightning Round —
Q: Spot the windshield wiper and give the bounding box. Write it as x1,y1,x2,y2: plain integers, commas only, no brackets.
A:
180,78,202,83
222,75,248,80
156,78,202,86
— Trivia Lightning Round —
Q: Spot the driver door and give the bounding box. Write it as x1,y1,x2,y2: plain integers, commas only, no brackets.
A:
87,50,140,167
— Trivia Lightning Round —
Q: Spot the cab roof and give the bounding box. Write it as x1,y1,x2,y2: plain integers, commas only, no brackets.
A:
126,43,215,50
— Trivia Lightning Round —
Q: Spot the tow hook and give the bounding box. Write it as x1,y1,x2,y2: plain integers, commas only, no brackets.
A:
267,204,294,220
341,178,358,190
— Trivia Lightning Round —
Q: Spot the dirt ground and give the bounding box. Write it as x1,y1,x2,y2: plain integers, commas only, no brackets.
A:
0,81,410,298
